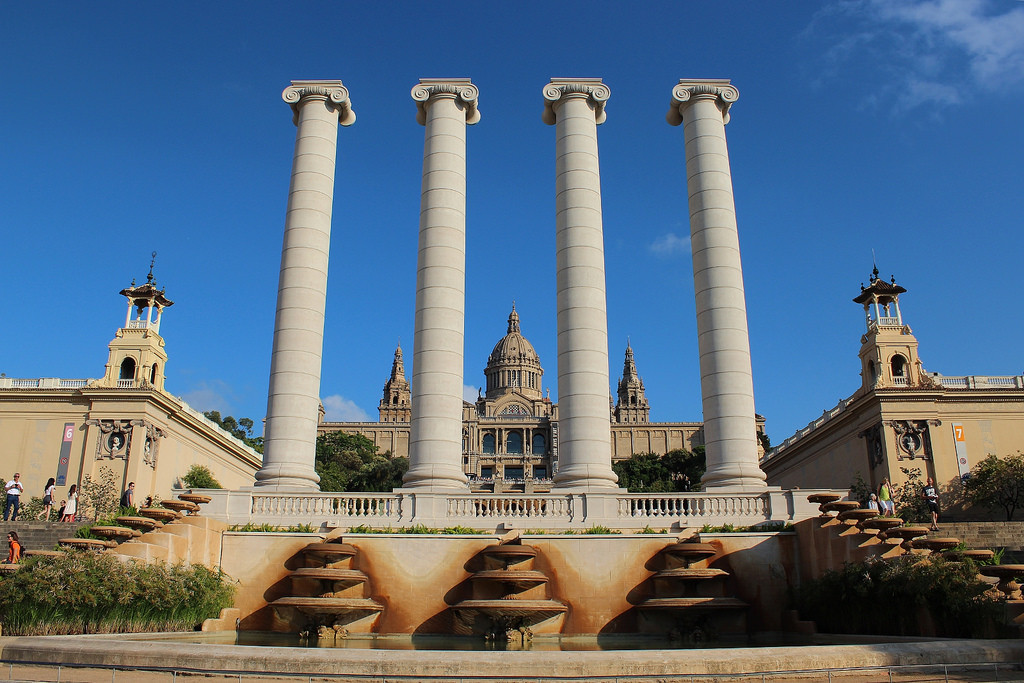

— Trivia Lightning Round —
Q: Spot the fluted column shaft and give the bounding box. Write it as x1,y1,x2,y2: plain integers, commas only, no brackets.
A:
403,79,480,489
543,79,617,490
255,81,355,490
667,79,766,490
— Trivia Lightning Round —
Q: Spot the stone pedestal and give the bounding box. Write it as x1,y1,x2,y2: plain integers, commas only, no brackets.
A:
255,81,355,491
667,79,765,490
403,79,480,489
542,79,618,490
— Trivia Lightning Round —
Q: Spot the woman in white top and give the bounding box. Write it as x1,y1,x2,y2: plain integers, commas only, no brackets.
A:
36,477,56,521
61,484,78,522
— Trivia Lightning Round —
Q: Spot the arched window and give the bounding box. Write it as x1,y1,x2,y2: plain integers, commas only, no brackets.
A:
506,432,523,454
891,354,907,378
630,395,637,405
119,357,136,381
482,434,496,454
532,433,547,454
150,363,158,384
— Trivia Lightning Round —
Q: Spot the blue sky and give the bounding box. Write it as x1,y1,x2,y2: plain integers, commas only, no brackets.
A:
2,1,1022,446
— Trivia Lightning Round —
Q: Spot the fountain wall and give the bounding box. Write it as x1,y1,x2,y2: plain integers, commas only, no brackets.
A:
219,531,799,635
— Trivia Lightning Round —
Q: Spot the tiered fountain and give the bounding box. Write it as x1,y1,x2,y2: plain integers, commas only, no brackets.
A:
637,541,748,640
450,541,567,646
270,541,383,641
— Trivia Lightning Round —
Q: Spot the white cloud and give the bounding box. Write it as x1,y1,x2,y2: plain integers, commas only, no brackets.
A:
322,394,370,422
812,0,1024,110
649,233,691,256
464,384,480,403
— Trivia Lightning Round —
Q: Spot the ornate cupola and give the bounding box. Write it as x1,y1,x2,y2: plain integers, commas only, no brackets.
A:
484,304,544,400
853,266,928,391
378,344,411,423
99,253,174,391
614,341,650,423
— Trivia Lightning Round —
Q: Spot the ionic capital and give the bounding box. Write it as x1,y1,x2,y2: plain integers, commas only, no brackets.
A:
412,78,481,125
282,80,356,127
666,79,739,126
542,78,610,125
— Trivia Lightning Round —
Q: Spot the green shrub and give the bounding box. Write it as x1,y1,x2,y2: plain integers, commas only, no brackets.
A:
228,523,317,533
582,525,620,534
182,465,222,490
794,556,1006,638
0,551,235,635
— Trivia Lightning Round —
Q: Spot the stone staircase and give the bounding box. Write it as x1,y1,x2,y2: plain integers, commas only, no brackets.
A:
0,520,89,553
939,521,1024,556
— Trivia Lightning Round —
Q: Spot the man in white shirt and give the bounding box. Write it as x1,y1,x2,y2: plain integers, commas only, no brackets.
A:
4,473,24,521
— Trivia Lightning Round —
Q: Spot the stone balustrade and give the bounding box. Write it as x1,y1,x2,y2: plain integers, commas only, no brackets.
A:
195,487,835,531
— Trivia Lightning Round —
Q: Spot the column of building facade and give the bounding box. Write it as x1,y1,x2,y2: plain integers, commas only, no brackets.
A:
255,81,355,490
403,79,480,489
542,78,618,490
666,79,766,490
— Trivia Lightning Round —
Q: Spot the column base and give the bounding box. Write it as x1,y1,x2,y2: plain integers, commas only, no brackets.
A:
701,462,768,491
552,463,620,490
252,462,321,491
402,463,469,489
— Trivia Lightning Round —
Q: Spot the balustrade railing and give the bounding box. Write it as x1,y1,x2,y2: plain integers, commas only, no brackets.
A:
252,493,400,523
617,493,768,522
226,489,780,530
446,494,571,521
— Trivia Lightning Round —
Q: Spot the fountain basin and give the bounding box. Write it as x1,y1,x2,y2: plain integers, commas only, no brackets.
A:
639,597,748,610
271,596,383,617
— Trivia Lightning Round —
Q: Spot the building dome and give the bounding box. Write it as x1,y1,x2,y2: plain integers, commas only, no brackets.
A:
484,305,543,399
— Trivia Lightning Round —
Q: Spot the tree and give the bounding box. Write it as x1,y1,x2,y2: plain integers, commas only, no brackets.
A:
891,467,931,523
182,464,223,489
203,411,264,453
612,448,705,493
79,466,120,520
315,431,407,492
963,453,1024,521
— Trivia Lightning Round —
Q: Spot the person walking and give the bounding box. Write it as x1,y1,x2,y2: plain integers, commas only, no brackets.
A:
879,478,895,517
61,484,78,523
3,473,24,521
923,477,940,531
119,481,135,509
6,531,21,563
37,477,56,521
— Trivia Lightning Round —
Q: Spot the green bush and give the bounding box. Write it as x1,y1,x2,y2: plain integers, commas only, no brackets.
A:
182,465,222,490
0,551,235,635
794,556,1006,638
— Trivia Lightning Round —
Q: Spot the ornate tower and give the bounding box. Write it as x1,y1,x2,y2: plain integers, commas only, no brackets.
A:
378,345,412,423
484,304,544,400
614,342,650,423
99,256,173,391
854,267,928,391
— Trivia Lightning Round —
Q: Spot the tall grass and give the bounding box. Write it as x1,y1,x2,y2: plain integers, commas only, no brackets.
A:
0,551,235,635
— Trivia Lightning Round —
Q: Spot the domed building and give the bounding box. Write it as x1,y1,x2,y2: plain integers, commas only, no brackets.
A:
319,305,767,490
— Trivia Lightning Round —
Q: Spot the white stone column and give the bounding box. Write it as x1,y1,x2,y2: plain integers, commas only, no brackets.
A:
403,79,480,489
255,80,355,490
667,79,766,490
542,78,618,490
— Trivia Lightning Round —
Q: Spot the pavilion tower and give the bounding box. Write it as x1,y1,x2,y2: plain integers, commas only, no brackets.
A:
378,345,412,423
613,342,650,424
854,267,927,391
100,255,173,392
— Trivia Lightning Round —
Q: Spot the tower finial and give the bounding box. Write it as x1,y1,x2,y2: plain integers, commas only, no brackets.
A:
147,251,157,284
